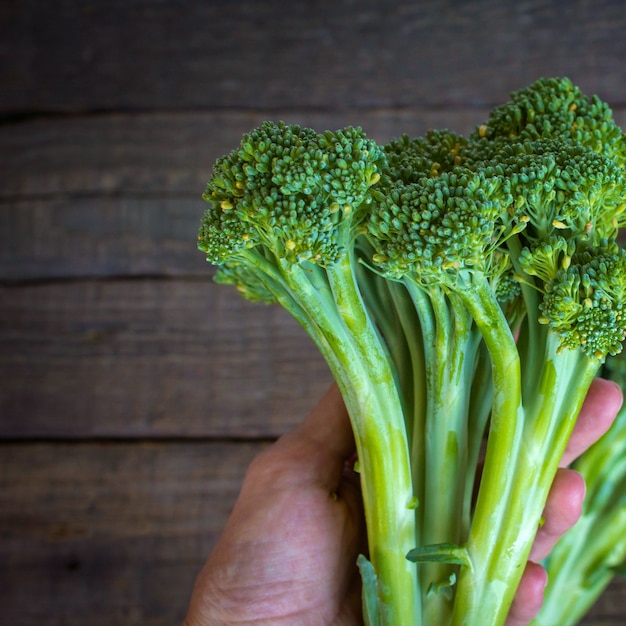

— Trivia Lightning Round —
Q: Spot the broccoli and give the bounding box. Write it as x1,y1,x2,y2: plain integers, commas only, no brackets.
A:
197,78,626,625
533,350,626,626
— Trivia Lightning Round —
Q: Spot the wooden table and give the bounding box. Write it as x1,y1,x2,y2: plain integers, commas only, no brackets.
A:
1,1,625,623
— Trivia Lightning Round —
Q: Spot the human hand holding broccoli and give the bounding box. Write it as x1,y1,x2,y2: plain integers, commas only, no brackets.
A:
183,378,621,626
195,77,626,624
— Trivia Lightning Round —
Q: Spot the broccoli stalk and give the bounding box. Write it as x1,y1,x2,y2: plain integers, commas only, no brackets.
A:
443,82,626,623
199,123,421,623
532,350,626,626
197,78,626,625
366,165,523,623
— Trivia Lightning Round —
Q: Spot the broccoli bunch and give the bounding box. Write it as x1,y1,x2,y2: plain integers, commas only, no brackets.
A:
198,78,626,626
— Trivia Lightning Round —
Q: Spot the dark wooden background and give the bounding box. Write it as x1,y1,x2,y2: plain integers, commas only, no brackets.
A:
1,1,625,624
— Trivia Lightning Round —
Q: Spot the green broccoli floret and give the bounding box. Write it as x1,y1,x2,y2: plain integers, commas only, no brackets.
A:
518,237,626,358
539,246,626,358
472,76,626,167
197,79,626,626
199,121,384,267
369,170,504,283
384,130,468,182
467,139,626,242
518,234,575,283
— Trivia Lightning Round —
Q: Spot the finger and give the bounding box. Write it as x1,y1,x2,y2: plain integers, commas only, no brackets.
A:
560,377,622,468
504,561,547,626
528,468,585,562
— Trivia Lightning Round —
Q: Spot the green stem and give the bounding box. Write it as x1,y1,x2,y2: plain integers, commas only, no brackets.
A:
463,342,493,530
479,347,598,625
533,506,626,626
453,287,600,625
452,276,523,626
388,279,427,523
533,357,626,626
324,253,421,625
357,267,417,426
404,280,435,526
413,287,477,624
278,254,420,625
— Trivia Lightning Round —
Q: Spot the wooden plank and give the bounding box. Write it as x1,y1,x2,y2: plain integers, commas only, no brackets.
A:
3,109,625,282
0,279,331,438
0,441,267,626
0,441,623,625
0,195,210,280
0,109,487,199
0,108,484,281
1,0,625,115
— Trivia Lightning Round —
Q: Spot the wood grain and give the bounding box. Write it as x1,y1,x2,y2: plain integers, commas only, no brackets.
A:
0,441,623,625
0,441,266,626
1,0,625,622
0,279,331,438
1,0,625,115
0,109,486,199
2,110,625,282
0,109,484,281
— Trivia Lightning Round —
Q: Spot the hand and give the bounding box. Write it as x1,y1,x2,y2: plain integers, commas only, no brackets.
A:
183,379,622,626
184,384,364,626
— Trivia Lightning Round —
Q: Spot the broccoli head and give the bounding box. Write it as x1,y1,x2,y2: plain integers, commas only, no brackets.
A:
198,121,386,268
367,170,505,287
467,139,625,243
473,77,626,167
383,130,468,183
540,245,626,358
